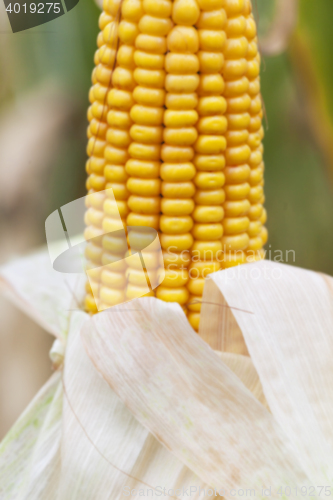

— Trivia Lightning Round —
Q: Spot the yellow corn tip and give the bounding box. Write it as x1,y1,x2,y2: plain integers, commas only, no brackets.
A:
85,0,267,332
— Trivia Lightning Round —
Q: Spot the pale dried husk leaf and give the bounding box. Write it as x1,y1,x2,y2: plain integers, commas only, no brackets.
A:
57,310,266,500
58,310,209,499
215,352,268,409
82,298,313,499
202,261,333,484
0,371,62,498
0,246,85,339
199,285,248,355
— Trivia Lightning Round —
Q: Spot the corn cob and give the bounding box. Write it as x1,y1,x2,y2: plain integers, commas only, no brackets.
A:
85,0,268,331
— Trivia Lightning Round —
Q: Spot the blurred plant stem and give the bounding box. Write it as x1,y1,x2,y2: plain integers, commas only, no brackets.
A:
288,0,333,189
289,33,333,187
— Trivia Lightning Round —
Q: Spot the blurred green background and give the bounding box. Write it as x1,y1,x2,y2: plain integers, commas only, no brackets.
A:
0,0,332,437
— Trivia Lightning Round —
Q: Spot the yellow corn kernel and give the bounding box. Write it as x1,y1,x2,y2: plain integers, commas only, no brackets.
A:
188,312,200,331
172,0,200,26
160,233,194,252
165,74,200,93
89,174,106,191
166,93,198,110
167,26,199,54
248,185,263,203
198,74,225,95
163,249,191,268
220,250,246,269
130,105,164,126
128,195,160,214
197,96,227,116
162,145,194,162
222,233,250,251
164,110,198,128
161,198,195,216
126,159,160,178
248,220,262,237
128,142,161,161
247,236,262,251
223,216,250,235
108,88,134,110
224,199,250,217
191,240,222,259
161,269,189,288
194,189,225,205
194,171,225,190
192,223,223,240
260,226,268,245
127,212,159,230
87,157,105,175
196,9,227,30
187,276,205,296
197,116,227,135
166,53,200,74
104,165,128,182
127,177,161,196
143,0,172,17
224,165,250,184
100,286,126,306
130,125,163,144
199,30,226,52
85,243,103,263
198,52,224,73
164,127,198,146
134,68,166,88
85,208,104,227
106,128,131,148
224,77,249,97
226,130,249,146
156,286,190,305
160,215,193,234
195,135,227,154
139,15,173,36
225,16,246,38
194,154,225,171
161,182,195,198
192,206,224,223
225,182,250,200
133,87,165,106
160,163,196,181
105,145,129,164
225,144,251,165
136,34,167,55
85,294,98,314
187,295,202,311
260,207,267,224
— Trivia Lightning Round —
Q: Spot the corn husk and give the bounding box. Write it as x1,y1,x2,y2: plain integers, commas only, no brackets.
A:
0,246,85,339
0,251,333,499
